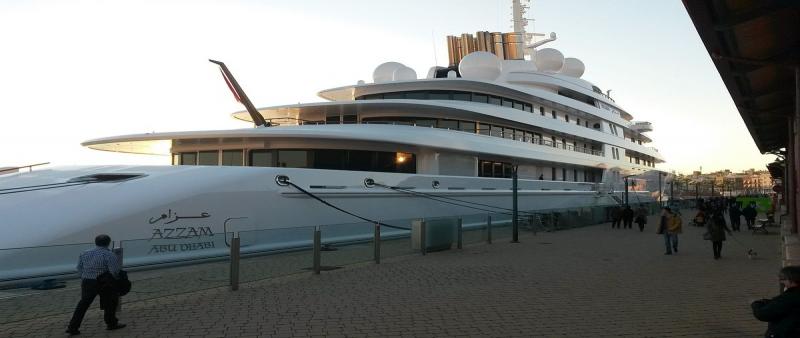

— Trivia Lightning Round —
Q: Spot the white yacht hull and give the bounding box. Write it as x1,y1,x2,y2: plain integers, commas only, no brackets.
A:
0,165,653,281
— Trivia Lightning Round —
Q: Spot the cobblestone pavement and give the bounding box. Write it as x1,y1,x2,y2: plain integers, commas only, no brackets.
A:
0,213,781,337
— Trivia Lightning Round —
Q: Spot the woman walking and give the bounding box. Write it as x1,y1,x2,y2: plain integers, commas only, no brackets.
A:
635,204,648,232
706,211,732,259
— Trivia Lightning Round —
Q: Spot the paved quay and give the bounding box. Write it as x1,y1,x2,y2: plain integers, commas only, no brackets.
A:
0,212,782,337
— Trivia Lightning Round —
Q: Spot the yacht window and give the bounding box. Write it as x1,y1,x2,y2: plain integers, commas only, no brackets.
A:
342,113,357,124
524,104,533,113
490,125,503,138
277,150,310,168
523,131,532,143
326,111,340,124
362,94,382,100
576,118,580,125
383,92,405,99
405,91,427,100
561,139,567,149
472,93,488,103
502,99,514,108
562,168,567,181
551,167,556,180
180,152,197,165
503,163,513,178
415,119,436,127
452,92,471,101
222,150,244,166
513,101,524,110
493,163,504,178
488,96,501,105
429,91,450,100
565,115,570,123
585,121,589,127
249,150,273,167
533,133,542,144
539,106,545,116
552,110,557,119
439,119,459,130
503,127,515,140
315,149,346,170
551,136,557,147
479,160,493,177
459,121,476,133
198,151,219,166
514,129,524,141
478,123,490,136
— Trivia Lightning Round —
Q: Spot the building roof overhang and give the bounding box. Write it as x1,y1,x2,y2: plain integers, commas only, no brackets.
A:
683,0,800,153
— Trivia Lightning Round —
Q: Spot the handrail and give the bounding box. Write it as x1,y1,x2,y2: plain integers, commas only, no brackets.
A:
0,162,49,174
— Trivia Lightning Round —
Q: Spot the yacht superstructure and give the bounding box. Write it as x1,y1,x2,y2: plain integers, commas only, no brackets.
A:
0,0,666,281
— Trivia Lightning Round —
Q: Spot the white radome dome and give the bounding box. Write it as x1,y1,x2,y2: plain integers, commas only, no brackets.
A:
373,62,405,83
534,48,564,73
458,51,502,81
560,57,585,78
393,66,417,81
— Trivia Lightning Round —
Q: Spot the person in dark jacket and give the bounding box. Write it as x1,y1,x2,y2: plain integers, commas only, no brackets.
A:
743,202,758,230
706,211,732,259
752,266,800,338
622,205,634,229
729,202,742,231
634,204,648,232
610,206,622,229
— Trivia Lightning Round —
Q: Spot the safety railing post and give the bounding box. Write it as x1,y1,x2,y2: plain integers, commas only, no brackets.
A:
230,234,240,291
420,220,427,255
457,217,463,249
374,223,381,264
313,226,321,274
487,214,493,244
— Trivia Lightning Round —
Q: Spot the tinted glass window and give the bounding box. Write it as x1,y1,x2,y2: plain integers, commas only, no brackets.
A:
439,119,459,130
348,150,374,171
472,94,488,103
503,128,514,139
539,106,545,115
383,92,405,99
490,125,502,138
277,150,310,168
488,96,501,105
363,94,382,100
524,104,532,112
198,151,218,166
515,130,524,141
405,91,427,100
342,114,357,124
429,91,450,100
452,92,471,101
314,149,345,170
503,163,513,178
326,111,340,124
479,161,492,177
180,152,197,165
415,119,436,127
478,123,490,136
222,150,243,166
502,99,514,108
459,121,476,133
513,101,524,110
493,163,504,178
249,150,273,167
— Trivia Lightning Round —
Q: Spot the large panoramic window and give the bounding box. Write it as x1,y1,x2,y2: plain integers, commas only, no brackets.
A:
246,149,415,174
222,150,244,166
198,151,219,166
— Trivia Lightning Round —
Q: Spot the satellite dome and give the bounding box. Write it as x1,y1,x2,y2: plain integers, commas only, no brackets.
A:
560,57,585,78
458,51,502,81
373,62,405,83
534,48,564,73
393,66,417,81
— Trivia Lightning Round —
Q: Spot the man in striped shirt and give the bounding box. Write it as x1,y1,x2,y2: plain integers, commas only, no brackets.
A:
66,234,126,335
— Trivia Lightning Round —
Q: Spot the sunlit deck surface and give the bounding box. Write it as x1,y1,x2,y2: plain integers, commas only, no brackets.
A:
0,212,780,337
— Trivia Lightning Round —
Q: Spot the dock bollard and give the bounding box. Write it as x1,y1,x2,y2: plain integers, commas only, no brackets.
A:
374,223,381,264
457,218,463,249
487,215,493,244
313,227,321,275
230,235,240,291
420,220,427,256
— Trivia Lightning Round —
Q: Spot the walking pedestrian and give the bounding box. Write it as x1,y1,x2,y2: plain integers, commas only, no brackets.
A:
693,209,706,228
751,266,800,338
622,205,634,229
66,234,126,335
611,206,622,229
729,202,742,231
743,202,758,230
659,207,682,255
635,204,648,232
705,211,732,259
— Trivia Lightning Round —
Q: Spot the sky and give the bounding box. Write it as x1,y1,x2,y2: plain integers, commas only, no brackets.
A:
0,0,776,174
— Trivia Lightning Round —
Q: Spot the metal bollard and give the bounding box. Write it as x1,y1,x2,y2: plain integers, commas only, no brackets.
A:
230,235,240,291
374,223,381,264
313,227,321,275
420,220,427,256
457,218,463,249
487,215,493,244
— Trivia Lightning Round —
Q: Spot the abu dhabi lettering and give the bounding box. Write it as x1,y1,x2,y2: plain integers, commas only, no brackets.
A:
147,241,216,254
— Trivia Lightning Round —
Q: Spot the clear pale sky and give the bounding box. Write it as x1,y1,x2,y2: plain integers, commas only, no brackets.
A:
0,0,776,174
